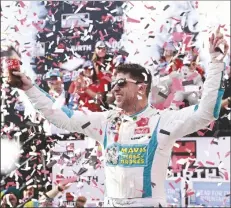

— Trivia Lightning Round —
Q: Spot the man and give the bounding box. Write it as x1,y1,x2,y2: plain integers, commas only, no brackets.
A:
75,196,87,208
1,187,20,208
12,31,228,207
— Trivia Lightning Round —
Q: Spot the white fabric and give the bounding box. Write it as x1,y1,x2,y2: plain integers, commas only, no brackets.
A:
25,63,224,207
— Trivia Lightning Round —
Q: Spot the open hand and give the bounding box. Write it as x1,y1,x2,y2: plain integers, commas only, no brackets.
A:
209,26,229,62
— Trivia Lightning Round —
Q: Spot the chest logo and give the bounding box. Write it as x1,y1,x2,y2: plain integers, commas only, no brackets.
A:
135,117,150,134
106,143,149,167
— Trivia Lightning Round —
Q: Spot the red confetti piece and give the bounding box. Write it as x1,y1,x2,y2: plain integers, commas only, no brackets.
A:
224,172,229,180
128,1,134,6
175,177,181,183
41,170,50,174
99,129,103,135
127,17,140,23
186,191,195,196
92,179,98,186
15,170,23,177
32,22,43,32
206,161,215,165
198,161,204,167
208,121,215,131
197,130,205,136
144,5,156,10
172,32,184,42
97,187,104,194
170,17,181,22
14,25,19,32
26,175,31,181
136,189,145,193
6,182,16,189
19,1,25,8
225,151,230,158
169,182,175,190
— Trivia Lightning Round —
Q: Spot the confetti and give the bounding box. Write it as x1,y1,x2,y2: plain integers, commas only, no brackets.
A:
206,161,215,165
159,129,170,135
163,5,170,11
81,121,91,129
158,91,168,99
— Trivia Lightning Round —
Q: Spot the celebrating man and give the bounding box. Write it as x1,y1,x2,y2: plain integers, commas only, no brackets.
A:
12,31,228,207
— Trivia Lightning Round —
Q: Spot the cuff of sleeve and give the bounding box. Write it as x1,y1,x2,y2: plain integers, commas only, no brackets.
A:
207,62,225,75
24,85,39,97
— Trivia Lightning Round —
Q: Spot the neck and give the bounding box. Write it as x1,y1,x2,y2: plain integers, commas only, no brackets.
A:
123,99,148,116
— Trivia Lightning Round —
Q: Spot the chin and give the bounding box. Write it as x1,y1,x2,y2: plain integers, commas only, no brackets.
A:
115,100,123,108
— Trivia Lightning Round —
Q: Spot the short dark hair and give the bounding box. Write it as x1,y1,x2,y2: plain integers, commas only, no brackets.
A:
116,63,152,97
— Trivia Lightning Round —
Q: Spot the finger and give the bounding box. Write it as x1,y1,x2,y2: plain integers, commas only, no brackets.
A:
12,71,24,77
224,42,229,55
215,39,225,49
217,32,224,39
214,37,221,48
216,26,220,36
209,33,215,46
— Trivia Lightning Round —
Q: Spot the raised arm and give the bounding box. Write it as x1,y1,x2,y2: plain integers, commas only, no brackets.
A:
157,29,229,145
12,72,108,142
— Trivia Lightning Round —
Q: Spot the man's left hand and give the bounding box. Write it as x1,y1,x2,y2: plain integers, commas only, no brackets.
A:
209,26,229,62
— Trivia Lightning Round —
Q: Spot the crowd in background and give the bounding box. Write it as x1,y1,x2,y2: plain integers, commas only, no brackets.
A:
32,39,231,137
1,37,230,208
1,1,230,207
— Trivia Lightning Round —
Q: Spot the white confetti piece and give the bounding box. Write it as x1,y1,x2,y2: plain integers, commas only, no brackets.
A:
173,143,180,148
46,32,54,37
26,178,33,186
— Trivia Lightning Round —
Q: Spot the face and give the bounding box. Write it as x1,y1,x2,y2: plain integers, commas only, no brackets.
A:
23,186,35,199
189,62,196,71
181,65,192,78
83,68,93,78
95,47,106,58
47,80,63,94
164,49,174,57
111,73,144,110
1,193,18,208
76,199,86,208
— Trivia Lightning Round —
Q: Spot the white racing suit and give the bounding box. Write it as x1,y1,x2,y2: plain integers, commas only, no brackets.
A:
25,63,225,207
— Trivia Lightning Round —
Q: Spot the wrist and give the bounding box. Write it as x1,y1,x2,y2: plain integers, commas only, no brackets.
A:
210,52,225,63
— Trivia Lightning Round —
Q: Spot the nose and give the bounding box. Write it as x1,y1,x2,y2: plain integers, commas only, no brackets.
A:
111,83,120,92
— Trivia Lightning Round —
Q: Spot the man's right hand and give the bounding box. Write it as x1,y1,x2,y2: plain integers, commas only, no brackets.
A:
12,71,33,91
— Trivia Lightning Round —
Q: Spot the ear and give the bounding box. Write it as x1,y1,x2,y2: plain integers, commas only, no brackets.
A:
137,84,147,95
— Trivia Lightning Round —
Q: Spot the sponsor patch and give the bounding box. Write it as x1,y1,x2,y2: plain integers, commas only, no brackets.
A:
106,143,149,167
134,127,150,134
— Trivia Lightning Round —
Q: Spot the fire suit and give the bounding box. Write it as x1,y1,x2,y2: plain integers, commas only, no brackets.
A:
25,62,225,207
